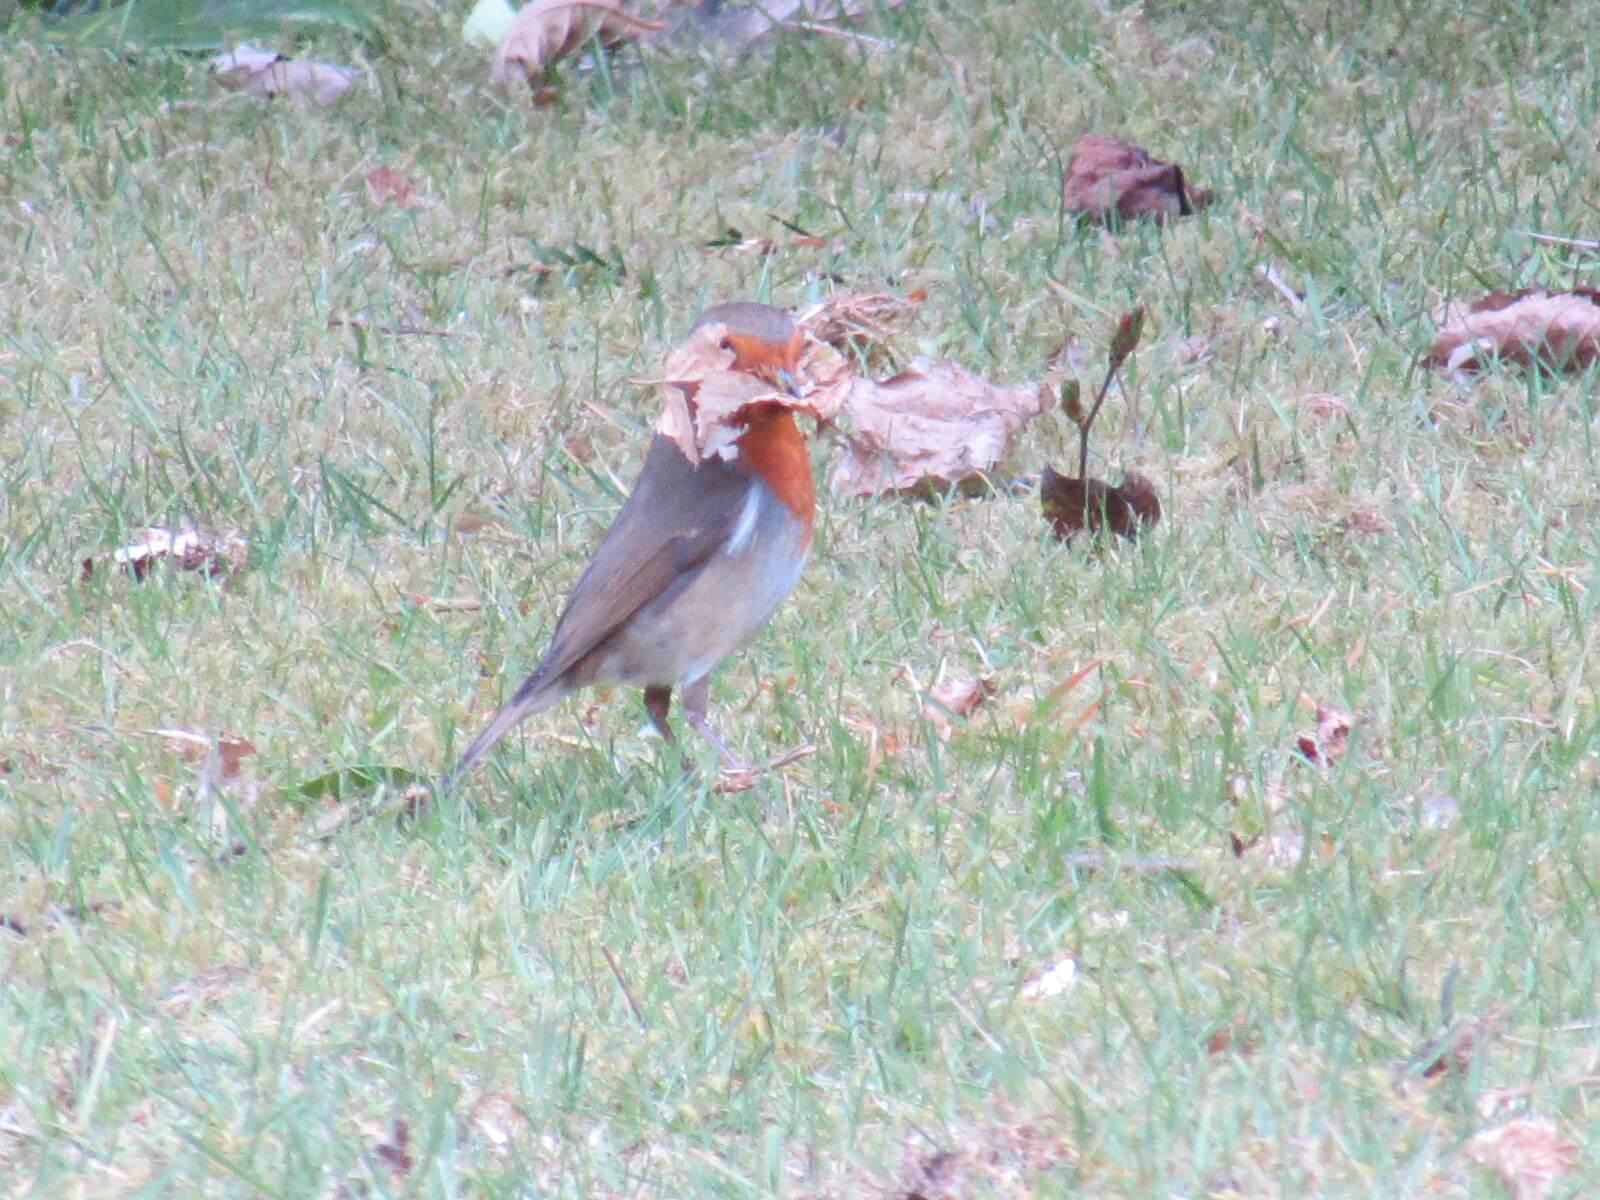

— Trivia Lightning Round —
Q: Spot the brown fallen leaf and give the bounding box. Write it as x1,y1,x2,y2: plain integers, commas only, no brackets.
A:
365,165,422,211
927,673,995,719
922,672,996,741
1426,286,1600,374
150,730,257,782
107,526,246,580
830,359,1049,496
1295,702,1355,767
490,0,665,88
796,335,856,425
652,321,824,465
1063,133,1209,224
209,44,355,107
1039,467,1161,540
1466,1118,1578,1200
1295,392,1351,421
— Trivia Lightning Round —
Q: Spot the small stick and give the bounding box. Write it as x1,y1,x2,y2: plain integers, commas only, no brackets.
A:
1518,230,1600,250
328,318,452,338
602,945,648,1029
1256,262,1306,312
1077,308,1145,483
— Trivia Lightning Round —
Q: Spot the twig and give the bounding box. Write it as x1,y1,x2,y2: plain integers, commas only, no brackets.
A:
601,945,648,1029
1518,230,1600,250
1256,262,1306,312
1077,308,1144,483
714,743,818,793
1061,852,1199,873
781,21,898,50
328,318,452,338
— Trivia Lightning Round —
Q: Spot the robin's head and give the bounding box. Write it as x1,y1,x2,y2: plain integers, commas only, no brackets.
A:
689,302,805,397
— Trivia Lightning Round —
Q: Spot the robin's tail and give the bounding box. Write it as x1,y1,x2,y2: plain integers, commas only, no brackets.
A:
438,671,570,794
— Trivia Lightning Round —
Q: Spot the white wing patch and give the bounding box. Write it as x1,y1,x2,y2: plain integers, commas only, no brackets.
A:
722,487,762,558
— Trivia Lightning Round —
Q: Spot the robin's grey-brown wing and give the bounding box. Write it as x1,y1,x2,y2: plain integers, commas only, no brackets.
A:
438,437,753,792
533,435,754,685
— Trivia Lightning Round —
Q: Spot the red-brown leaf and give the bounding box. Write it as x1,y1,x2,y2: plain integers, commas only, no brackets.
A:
1063,133,1209,224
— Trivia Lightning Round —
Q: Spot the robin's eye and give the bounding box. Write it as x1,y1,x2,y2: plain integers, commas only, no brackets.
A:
719,338,732,352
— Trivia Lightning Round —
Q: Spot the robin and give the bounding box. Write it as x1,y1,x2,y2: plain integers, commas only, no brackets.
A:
442,301,814,790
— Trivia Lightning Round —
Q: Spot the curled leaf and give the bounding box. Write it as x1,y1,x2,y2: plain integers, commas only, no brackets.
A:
830,360,1049,496
1039,466,1160,541
365,165,422,211
793,290,924,357
1063,133,1209,224
106,525,246,580
1295,702,1355,767
209,43,355,107
490,0,665,88
652,323,819,466
1425,287,1600,374
1466,1119,1578,1200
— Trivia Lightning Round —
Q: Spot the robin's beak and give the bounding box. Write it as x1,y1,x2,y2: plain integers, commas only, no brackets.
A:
775,367,803,398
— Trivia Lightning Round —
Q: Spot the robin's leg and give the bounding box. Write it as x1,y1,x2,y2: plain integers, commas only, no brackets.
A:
681,675,747,772
643,686,675,742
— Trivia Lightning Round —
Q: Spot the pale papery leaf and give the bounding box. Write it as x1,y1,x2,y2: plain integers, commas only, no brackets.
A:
796,336,854,423
365,165,422,211
490,0,665,87
830,359,1049,496
210,44,355,107
1466,1119,1578,1200
108,525,246,580
1427,288,1600,374
793,290,924,354
651,323,812,465
920,674,996,743
1019,956,1078,1000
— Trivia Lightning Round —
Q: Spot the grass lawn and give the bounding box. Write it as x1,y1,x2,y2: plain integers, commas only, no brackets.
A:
3,0,1599,1194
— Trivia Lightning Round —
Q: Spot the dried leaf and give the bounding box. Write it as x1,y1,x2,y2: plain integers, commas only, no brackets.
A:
830,359,1049,496
108,525,246,580
926,673,995,720
1063,133,1209,224
1426,287,1600,374
490,0,664,87
652,323,821,465
365,165,421,211
793,290,923,356
1295,702,1355,767
210,44,355,107
217,735,257,782
796,336,856,424
1019,956,1078,1000
1466,1119,1578,1200
1295,392,1351,421
1039,466,1161,540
